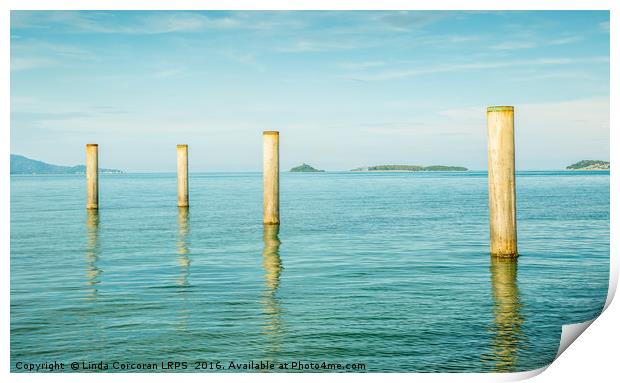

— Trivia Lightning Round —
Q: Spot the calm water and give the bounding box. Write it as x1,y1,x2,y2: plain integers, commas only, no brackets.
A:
10,171,609,372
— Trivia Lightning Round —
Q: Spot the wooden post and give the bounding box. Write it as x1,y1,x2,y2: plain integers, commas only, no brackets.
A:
86,144,98,209
177,144,189,207
487,106,517,257
263,131,280,224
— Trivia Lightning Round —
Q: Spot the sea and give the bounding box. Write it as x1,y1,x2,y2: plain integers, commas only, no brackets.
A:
10,171,610,372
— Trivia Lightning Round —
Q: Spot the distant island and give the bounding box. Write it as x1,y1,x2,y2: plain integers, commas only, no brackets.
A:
290,163,324,172
10,154,123,174
566,160,609,170
350,165,468,172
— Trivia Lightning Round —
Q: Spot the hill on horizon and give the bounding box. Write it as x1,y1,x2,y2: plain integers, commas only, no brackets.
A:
566,160,609,170
10,154,123,174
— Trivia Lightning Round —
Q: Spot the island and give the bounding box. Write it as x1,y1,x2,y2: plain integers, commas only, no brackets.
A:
566,160,609,170
290,163,325,172
350,165,468,172
10,154,123,174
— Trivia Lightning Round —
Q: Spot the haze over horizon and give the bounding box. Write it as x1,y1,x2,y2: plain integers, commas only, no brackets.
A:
11,11,609,172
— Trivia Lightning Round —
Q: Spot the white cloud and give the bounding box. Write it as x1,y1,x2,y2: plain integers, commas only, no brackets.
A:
549,35,584,45
338,61,386,70
12,11,305,35
221,50,264,71
377,11,452,31
347,56,608,82
278,39,359,53
152,68,185,78
491,41,537,50
11,39,94,71
11,57,55,71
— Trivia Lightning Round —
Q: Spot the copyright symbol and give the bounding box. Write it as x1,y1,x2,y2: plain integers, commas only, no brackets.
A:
71,362,79,370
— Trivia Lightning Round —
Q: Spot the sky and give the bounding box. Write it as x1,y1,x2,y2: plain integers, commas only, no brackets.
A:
10,11,610,172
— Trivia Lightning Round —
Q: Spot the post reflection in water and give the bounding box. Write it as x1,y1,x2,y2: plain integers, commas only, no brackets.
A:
175,207,192,333
261,224,284,355
176,207,191,288
85,209,102,299
486,257,525,372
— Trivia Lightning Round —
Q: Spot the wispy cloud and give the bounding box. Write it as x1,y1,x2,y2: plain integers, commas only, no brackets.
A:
549,35,584,45
11,57,55,71
152,67,185,78
338,61,386,70
11,39,94,71
491,41,537,50
490,35,584,50
346,56,608,81
11,11,304,35
221,50,264,71
277,39,360,53
376,11,453,31
357,121,468,137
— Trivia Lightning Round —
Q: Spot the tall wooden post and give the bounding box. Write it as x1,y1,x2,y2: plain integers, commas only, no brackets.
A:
263,131,280,224
86,144,98,210
177,144,189,207
487,106,517,257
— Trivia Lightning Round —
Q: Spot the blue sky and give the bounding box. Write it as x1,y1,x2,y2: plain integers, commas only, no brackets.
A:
10,11,609,171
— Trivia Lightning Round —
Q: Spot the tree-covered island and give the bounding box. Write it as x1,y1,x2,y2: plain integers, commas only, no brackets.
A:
350,165,468,172
566,160,609,170
290,163,325,172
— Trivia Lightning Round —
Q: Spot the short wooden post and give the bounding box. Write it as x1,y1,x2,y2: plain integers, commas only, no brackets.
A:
263,131,280,224
86,144,98,209
177,144,189,207
487,106,517,257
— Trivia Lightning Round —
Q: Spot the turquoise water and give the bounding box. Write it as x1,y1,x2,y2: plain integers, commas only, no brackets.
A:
10,171,609,372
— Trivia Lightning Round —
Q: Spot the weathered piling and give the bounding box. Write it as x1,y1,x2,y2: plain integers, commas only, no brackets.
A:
86,144,99,209
177,144,189,207
263,131,280,224
487,106,517,257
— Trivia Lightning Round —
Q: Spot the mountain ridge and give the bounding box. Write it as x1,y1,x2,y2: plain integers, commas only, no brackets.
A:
10,154,123,174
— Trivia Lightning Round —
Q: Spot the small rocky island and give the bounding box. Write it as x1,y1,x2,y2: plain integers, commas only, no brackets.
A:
566,160,609,170
350,165,468,172
290,163,325,172
11,154,123,174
